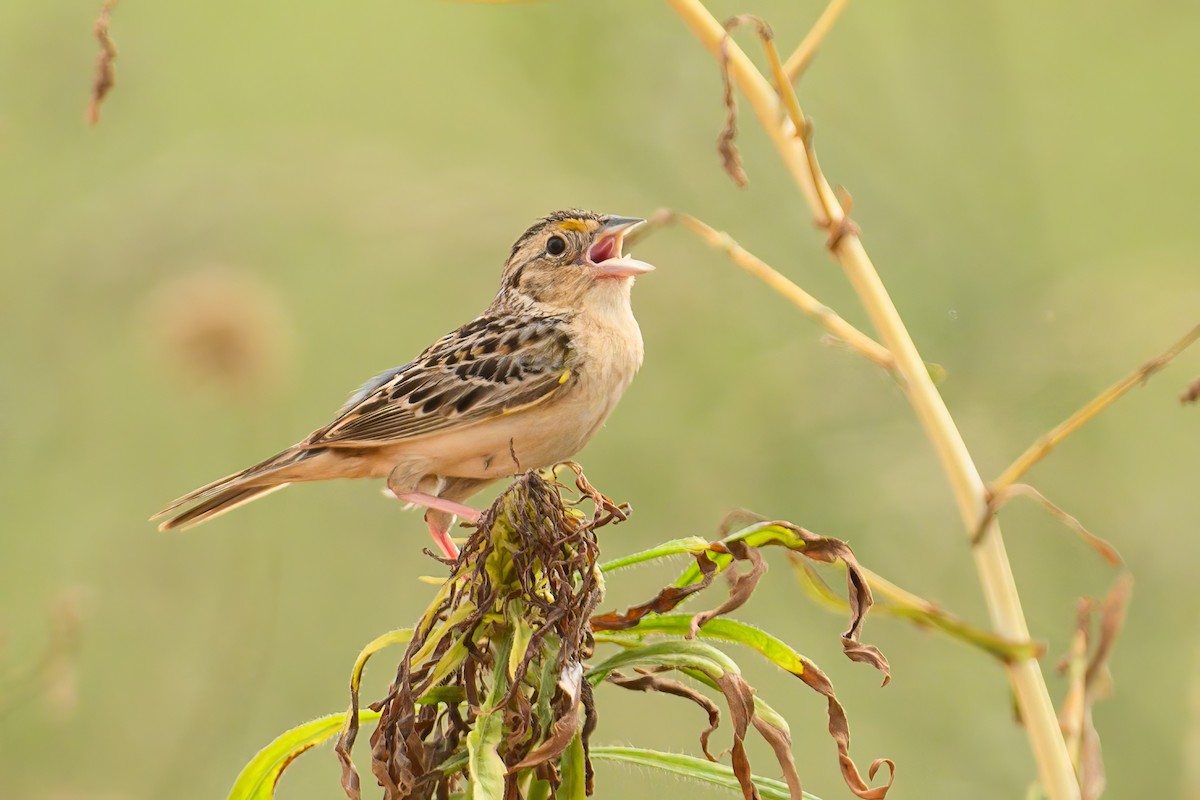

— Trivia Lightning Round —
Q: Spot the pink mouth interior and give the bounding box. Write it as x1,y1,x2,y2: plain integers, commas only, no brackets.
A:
588,236,618,263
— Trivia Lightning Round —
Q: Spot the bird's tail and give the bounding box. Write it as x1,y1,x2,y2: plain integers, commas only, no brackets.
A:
151,448,316,531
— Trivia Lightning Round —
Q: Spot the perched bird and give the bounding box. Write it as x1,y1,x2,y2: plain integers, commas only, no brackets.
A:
152,210,653,559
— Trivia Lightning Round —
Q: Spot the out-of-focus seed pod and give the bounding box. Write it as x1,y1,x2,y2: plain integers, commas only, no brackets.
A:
142,266,293,399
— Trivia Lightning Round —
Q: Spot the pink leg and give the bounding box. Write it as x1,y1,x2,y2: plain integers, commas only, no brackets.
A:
390,490,482,524
390,489,481,559
424,510,460,560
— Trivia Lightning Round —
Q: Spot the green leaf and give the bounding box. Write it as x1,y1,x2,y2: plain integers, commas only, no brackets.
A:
671,520,867,588
425,638,470,689
534,638,561,731
587,639,740,685
590,746,824,800
464,633,516,800
526,778,553,800
467,709,506,800
434,749,469,776
350,628,413,696
558,730,588,800
417,686,466,706
599,537,712,573
410,601,477,667
508,606,535,681
596,614,808,678
673,523,815,586
227,711,380,800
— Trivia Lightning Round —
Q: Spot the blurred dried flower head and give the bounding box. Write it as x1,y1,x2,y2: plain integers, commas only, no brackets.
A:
143,266,293,398
42,587,89,719
0,587,88,721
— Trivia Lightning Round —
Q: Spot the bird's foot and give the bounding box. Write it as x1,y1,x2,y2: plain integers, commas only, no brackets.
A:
388,489,480,560
389,490,482,524
425,516,461,561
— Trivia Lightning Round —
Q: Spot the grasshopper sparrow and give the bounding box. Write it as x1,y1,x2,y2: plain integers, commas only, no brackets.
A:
152,210,653,559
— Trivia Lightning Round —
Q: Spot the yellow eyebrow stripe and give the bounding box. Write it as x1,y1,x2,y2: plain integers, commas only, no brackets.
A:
558,369,571,384
557,219,587,232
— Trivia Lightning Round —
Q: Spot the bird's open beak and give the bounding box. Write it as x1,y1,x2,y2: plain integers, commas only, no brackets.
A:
587,216,655,279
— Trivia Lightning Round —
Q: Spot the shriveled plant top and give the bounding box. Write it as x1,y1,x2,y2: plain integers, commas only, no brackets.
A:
232,466,897,800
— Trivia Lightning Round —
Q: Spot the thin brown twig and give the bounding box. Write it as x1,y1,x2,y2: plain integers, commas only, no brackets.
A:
647,209,895,373
992,323,1200,493
749,18,846,237
784,0,853,82
979,484,1122,567
722,16,855,250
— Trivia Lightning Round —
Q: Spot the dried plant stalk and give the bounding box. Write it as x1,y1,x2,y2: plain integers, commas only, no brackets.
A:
784,0,853,82
644,210,895,372
993,323,1200,492
663,1,1078,796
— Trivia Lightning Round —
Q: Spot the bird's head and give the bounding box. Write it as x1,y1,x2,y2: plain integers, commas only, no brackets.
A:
499,210,654,311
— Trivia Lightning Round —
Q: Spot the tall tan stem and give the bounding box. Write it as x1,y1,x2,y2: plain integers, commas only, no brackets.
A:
665,1,1080,798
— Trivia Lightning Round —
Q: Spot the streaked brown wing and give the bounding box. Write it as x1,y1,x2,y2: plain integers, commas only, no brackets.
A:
306,313,575,447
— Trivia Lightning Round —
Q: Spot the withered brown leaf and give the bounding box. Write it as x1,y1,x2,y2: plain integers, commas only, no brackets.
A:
591,551,721,631
87,0,117,125
1182,376,1200,404
688,542,766,637
608,670,722,761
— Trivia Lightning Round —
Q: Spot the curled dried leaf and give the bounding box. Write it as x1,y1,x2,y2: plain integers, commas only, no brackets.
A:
792,557,1044,663
87,0,118,125
594,513,892,799
715,671,759,800
590,551,720,631
608,670,722,761
750,714,804,800
1057,574,1132,800
1086,573,1133,695
715,19,761,187
509,696,580,771
688,542,766,637
1182,376,1200,404
750,520,891,682
715,17,777,189
557,461,631,528
600,517,890,681
791,652,895,799
983,484,1123,567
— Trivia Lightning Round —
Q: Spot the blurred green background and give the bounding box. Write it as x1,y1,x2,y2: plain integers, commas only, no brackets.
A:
2,1,1198,798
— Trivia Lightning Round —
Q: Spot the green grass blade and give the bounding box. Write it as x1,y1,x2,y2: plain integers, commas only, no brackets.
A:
227,710,380,800
599,537,712,572
591,746,823,800
597,615,809,678
672,522,809,586
586,639,740,685
558,731,588,800
467,708,506,800
350,628,413,696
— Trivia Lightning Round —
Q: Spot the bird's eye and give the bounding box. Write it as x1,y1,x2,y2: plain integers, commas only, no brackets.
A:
546,235,567,257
